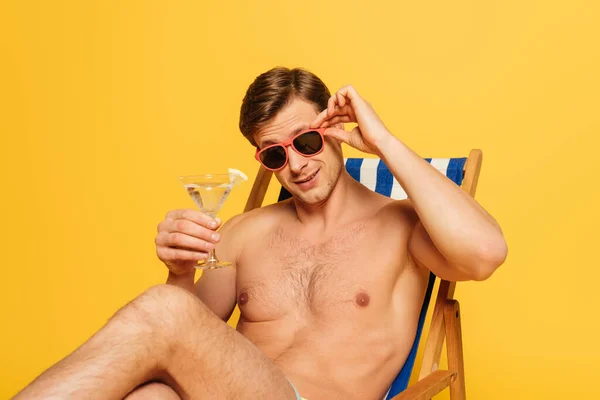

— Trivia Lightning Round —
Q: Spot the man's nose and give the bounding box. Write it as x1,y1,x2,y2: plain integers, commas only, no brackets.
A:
287,146,309,173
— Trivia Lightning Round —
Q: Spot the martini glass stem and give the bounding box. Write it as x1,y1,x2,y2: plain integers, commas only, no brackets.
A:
206,249,218,264
201,212,220,267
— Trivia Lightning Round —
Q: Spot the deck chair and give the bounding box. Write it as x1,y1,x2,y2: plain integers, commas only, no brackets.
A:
243,149,483,400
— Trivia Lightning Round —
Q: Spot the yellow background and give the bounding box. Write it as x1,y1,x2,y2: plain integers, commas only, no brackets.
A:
1,0,599,398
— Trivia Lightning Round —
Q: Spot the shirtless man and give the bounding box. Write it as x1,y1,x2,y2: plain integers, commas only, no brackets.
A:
14,67,507,400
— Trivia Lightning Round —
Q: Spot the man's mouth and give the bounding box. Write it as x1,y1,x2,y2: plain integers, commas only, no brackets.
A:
295,170,319,184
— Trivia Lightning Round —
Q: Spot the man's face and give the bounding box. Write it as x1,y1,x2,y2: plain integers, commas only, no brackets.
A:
253,98,344,205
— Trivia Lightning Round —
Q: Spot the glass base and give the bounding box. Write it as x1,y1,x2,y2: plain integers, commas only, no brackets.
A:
195,260,233,270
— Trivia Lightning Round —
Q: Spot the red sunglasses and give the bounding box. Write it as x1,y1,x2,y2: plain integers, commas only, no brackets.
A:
255,128,326,171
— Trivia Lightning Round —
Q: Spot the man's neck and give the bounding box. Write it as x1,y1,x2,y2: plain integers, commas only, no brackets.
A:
292,171,363,236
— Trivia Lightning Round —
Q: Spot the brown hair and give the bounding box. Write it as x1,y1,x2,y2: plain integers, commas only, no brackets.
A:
239,67,331,146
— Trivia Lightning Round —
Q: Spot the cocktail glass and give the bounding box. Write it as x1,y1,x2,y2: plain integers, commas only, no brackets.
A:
178,169,247,269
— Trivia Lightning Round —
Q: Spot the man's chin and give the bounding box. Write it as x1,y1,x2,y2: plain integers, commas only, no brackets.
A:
290,188,331,207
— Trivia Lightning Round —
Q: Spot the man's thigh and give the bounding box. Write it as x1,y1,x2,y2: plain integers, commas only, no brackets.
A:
147,285,297,400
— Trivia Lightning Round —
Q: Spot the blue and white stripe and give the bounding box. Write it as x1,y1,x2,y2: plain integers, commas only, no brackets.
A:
278,157,467,203
344,157,467,200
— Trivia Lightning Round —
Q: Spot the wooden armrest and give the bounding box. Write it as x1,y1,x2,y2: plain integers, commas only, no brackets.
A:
389,370,456,400
244,166,272,212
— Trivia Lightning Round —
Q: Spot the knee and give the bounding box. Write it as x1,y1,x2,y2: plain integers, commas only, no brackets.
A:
124,382,181,400
120,284,212,332
136,284,208,315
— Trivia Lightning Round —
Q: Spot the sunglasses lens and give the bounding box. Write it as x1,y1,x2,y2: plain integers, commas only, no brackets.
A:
260,146,287,170
293,131,323,155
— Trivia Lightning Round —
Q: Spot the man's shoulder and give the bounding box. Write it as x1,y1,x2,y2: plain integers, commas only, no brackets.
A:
375,198,420,227
354,183,417,221
222,200,293,237
216,201,292,260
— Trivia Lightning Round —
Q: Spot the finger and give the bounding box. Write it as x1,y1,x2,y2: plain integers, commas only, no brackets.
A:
163,219,221,243
325,104,355,121
327,94,339,117
338,85,361,102
323,127,350,144
157,231,216,252
310,108,330,128
337,86,368,116
337,91,347,108
157,246,208,262
321,115,353,127
312,102,354,128
321,114,353,127
167,209,218,229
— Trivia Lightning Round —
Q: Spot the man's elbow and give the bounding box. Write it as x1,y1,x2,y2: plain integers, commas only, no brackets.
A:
471,237,508,281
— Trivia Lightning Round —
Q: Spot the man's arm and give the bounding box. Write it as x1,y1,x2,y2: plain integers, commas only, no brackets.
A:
380,143,507,282
311,85,508,281
377,137,507,281
193,214,246,321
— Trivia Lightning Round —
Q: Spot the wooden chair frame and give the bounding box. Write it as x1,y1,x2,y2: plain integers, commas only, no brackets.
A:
243,149,483,400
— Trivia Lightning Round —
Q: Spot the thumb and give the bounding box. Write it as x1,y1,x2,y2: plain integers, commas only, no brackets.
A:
324,127,349,144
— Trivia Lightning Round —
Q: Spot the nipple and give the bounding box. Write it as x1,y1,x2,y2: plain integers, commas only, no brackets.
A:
238,291,249,305
355,292,370,307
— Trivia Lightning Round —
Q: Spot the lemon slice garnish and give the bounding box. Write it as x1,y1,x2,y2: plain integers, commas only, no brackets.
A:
228,168,248,186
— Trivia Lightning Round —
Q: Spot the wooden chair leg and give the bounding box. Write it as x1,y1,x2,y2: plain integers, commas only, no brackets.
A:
419,306,445,379
444,300,466,400
419,280,456,380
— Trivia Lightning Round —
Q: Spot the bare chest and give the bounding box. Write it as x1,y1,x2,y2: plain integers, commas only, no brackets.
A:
236,222,404,322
